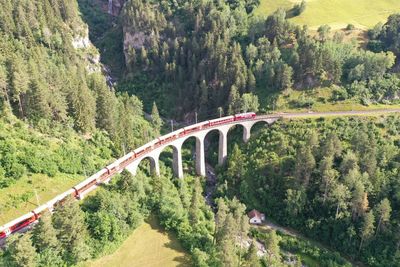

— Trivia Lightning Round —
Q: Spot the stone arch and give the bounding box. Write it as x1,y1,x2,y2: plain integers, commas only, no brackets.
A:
180,134,206,177
249,120,272,136
158,143,182,178
135,155,160,176
180,136,197,174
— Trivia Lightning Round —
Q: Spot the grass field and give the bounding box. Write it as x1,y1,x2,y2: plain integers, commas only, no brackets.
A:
0,173,83,225
273,88,400,113
87,216,191,267
256,0,400,30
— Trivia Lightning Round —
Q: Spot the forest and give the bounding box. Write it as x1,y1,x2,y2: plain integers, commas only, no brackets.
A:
218,115,400,266
118,0,400,118
1,0,400,266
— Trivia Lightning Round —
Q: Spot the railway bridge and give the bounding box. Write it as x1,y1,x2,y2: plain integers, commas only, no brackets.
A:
2,109,400,240
125,115,278,178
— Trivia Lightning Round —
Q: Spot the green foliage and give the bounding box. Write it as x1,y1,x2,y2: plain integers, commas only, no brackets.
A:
219,116,400,266
119,1,400,118
52,196,91,264
0,117,113,189
292,0,307,16
2,233,38,267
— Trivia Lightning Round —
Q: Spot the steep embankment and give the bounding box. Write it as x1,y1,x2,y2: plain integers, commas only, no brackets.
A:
0,0,155,224
0,115,113,225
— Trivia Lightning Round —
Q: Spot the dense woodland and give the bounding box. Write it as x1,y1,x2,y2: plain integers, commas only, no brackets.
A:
119,0,400,119
1,0,400,267
0,0,159,153
0,0,163,189
218,116,400,266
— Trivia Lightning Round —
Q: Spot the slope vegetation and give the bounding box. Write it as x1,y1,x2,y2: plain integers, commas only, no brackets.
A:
256,0,400,29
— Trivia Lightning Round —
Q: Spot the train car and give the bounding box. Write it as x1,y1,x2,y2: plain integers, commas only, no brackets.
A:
97,168,110,184
32,203,49,217
183,123,204,135
72,176,98,199
134,140,157,158
208,115,235,127
158,129,184,145
0,228,7,239
234,112,256,121
105,159,121,176
118,152,136,170
0,211,39,239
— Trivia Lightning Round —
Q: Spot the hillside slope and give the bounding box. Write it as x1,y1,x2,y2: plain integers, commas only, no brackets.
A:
256,0,400,30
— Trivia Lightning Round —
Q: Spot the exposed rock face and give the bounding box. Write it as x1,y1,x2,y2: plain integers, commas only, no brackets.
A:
108,0,127,16
123,31,147,50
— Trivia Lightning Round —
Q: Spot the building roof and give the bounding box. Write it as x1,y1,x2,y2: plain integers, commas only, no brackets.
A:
247,209,264,220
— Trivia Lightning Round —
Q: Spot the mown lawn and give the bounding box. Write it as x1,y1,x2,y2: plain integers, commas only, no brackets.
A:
87,216,191,267
256,0,400,29
0,173,83,225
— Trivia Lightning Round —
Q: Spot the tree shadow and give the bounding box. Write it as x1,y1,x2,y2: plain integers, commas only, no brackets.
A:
145,215,192,266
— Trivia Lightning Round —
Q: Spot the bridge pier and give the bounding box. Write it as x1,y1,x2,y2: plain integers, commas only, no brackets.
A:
243,126,251,143
218,127,230,166
172,144,184,179
196,136,206,176
150,156,160,176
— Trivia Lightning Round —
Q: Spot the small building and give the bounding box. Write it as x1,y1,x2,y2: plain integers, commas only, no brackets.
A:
248,209,265,225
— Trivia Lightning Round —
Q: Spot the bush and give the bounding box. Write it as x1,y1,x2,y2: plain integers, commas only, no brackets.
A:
331,86,349,101
346,24,355,31
367,40,384,53
293,0,306,16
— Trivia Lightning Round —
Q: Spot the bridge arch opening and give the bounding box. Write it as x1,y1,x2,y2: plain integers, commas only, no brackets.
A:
159,144,181,178
204,129,222,166
136,156,159,176
250,120,271,137
181,135,202,176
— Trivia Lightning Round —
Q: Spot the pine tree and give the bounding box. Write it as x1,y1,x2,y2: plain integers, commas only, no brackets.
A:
330,183,350,219
245,241,260,267
6,233,38,267
9,54,29,118
0,63,9,108
319,156,338,204
150,102,163,133
294,146,316,186
52,196,91,264
264,230,282,264
359,211,375,252
351,181,368,220
228,85,241,115
189,178,203,225
32,212,60,252
375,198,391,235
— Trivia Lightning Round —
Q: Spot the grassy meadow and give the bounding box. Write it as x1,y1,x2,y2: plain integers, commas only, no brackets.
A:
0,173,83,225
87,216,191,267
256,0,400,30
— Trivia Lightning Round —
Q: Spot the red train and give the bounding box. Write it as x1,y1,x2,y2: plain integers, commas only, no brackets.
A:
0,112,257,240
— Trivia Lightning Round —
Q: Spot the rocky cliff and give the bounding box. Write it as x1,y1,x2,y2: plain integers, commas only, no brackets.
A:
108,0,127,16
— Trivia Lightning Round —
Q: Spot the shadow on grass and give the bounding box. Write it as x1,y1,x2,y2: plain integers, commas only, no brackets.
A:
146,215,192,266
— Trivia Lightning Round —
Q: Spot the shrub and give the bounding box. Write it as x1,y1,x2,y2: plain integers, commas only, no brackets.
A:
346,24,355,31
293,0,306,16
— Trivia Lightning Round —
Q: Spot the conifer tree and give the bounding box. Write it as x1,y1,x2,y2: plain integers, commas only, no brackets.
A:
375,198,391,235
52,196,91,264
150,101,163,133
359,211,375,252
32,212,60,252
6,233,38,267
245,241,260,267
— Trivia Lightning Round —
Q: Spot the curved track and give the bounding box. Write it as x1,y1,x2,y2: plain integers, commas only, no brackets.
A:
1,109,399,241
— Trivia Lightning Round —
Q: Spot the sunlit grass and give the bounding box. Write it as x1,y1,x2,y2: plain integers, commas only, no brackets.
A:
255,0,400,30
87,216,191,267
0,173,83,225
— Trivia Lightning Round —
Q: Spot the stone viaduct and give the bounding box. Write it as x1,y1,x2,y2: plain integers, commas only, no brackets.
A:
125,116,279,178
